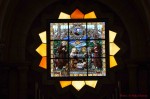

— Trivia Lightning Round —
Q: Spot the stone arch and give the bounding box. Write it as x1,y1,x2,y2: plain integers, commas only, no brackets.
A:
0,0,149,63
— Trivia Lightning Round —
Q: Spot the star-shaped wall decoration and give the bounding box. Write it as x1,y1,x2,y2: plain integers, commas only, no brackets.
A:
36,9,120,91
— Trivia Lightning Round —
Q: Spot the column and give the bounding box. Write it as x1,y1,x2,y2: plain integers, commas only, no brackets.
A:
18,65,28,99
9,66,18,99
127,64,138,94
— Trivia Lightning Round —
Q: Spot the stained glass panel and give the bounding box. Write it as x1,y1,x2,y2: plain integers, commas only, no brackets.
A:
48,19,108,79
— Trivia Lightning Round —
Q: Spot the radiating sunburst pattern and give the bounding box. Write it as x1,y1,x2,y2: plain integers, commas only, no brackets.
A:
36,9,120,91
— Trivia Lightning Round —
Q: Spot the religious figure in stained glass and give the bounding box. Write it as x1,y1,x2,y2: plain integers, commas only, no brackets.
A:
91,41,102,69
56,41,68,69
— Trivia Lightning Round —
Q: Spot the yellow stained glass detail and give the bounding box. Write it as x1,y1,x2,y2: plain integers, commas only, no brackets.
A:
109,30,117,42
110,56,117,68
72,81,85,91
60,81,72,88
36,44,46,56
58,12,71,19
85,81,97,88
109,43,120,55
39,31,46,43
84,11,96,19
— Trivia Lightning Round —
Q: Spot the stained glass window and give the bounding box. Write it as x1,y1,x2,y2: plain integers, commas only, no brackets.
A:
47,19,109,79
36,10,120,90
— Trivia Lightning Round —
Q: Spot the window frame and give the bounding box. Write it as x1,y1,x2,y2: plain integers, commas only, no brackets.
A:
46,19,110,80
